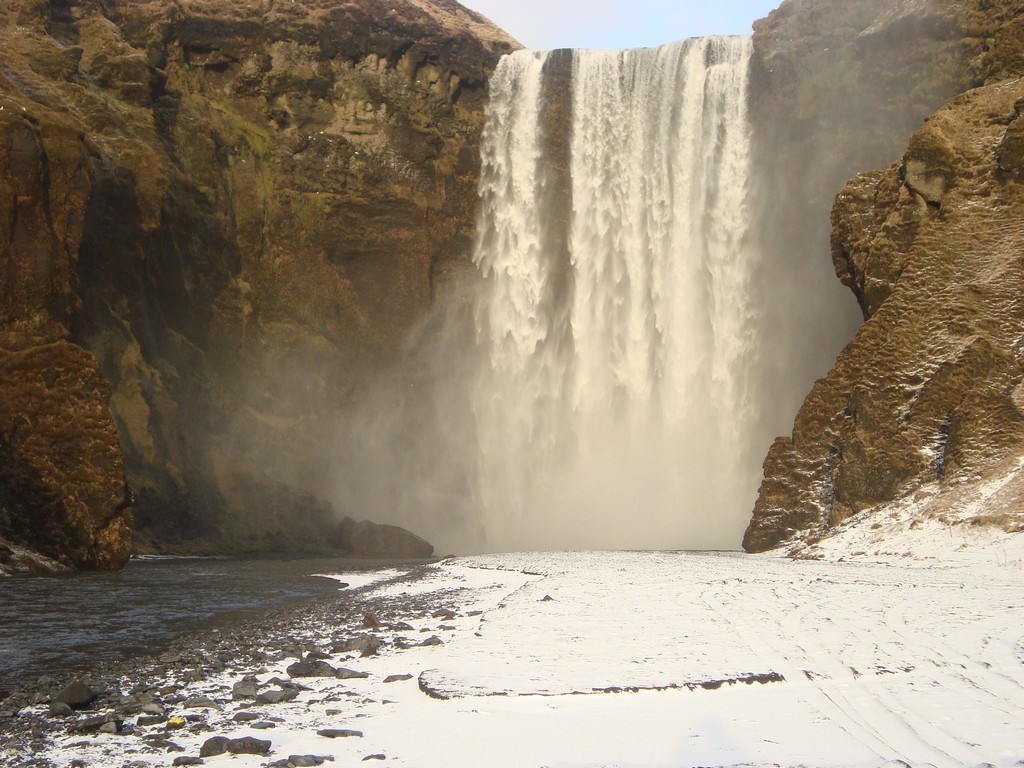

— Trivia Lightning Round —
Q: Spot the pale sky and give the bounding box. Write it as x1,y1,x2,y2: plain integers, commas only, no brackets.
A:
464,1,782,51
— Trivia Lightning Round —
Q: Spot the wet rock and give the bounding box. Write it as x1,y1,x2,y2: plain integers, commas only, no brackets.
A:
317,728,363,738
56,681,98,709
383,674,413,683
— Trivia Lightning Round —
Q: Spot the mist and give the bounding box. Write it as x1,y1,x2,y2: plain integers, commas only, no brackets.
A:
324,35,863,556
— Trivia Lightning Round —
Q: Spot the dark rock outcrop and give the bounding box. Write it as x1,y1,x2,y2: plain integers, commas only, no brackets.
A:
0,0,516,562
745,0,1024,552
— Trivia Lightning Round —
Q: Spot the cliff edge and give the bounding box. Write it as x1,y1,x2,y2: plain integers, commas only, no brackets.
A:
0,0,516,569
745,0,1024,554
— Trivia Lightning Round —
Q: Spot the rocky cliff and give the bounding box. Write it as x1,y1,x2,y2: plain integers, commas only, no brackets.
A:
0,0,516,569
745,0,1024,553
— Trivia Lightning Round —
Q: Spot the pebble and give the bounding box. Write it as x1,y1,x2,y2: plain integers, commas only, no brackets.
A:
335,668,370,680
183,695,221,710
331,634,382,656
285,756,331,767
48,701,74,717
227,735,273,754
232,677,259,700
200,736,230,757
256,688,299,705
317,728,363,738
287,660,339,678
383,674,413,683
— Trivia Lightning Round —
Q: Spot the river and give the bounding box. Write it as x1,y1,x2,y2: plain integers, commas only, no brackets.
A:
0,556,394,692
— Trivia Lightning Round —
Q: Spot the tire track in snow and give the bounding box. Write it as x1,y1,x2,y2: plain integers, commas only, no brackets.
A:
696,573,900,761
881,579,1024,731
789,582,980,767
766,578,966,767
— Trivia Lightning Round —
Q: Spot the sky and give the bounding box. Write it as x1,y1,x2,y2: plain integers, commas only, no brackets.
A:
463,0,783,51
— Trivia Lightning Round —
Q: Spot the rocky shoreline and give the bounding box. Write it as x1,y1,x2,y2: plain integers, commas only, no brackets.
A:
0,562,459,768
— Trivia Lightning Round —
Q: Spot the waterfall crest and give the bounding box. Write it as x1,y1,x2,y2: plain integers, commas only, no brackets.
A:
469,38,759,551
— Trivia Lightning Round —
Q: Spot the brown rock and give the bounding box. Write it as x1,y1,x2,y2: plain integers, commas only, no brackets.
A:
746,52,1024,551
0,0,517,558
347,519,434,559
0,342,133,571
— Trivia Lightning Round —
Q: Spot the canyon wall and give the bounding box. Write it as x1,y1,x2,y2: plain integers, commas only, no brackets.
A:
0,0,515,569
745,0,1024,552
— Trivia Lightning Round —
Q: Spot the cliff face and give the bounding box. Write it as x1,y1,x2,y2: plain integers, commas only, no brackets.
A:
745,0,1024,552
0,0,516,566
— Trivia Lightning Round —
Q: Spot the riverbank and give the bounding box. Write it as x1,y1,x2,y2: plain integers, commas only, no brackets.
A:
1,549,1022,768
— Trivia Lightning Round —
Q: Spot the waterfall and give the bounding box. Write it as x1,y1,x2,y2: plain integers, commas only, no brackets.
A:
331,36,768,554
470,37,759,551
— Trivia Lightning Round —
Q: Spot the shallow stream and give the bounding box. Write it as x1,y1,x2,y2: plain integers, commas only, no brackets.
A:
0,556,389,691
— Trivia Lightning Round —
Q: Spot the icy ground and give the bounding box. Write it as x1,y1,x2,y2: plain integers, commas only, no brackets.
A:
30,535,1024,768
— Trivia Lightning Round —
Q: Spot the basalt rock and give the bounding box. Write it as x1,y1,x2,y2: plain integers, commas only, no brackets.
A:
745,1,1024,552
0,0,516,560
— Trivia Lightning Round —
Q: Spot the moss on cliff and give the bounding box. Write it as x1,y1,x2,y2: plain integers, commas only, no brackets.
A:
0,0,517,564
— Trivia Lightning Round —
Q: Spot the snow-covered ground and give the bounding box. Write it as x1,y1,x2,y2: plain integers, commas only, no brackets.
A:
34,537,1024,768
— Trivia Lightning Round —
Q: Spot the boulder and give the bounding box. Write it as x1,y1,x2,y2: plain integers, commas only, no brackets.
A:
55,681,98,709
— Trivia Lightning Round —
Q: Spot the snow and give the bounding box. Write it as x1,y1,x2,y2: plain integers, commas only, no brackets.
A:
36,543,1024,768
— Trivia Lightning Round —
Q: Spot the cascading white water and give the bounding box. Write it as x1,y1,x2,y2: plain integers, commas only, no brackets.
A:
471,37,759,551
